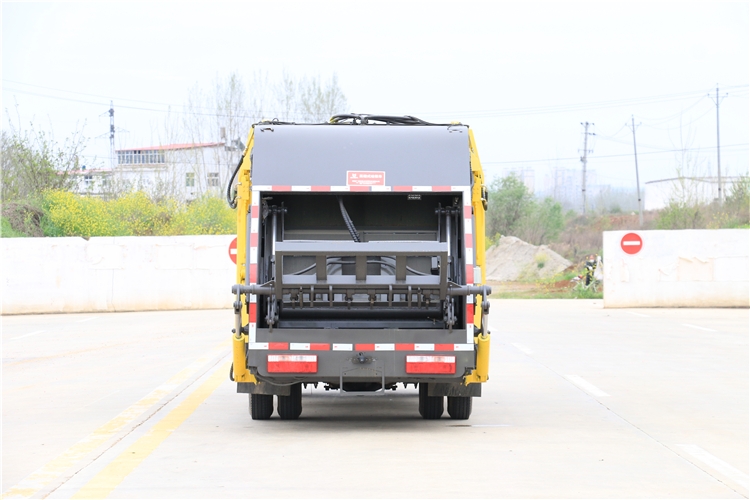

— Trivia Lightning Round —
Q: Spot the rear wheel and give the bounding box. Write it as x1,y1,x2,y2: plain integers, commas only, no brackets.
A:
447,396,473,420
419,383,444,419
249,394,273,420
277,383,302,420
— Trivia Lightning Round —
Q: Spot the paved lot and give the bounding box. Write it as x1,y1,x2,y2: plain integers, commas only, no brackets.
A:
2,301,748,498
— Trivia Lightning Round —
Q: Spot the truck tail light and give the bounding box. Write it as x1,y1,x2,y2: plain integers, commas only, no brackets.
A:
267,354,317,373
405,355,456,374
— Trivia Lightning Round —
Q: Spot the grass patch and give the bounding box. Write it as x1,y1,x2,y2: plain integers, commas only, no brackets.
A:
1,216,28,237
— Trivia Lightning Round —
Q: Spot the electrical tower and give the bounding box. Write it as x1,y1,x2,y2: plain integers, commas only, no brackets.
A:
579,122,595,213
708,86,728,203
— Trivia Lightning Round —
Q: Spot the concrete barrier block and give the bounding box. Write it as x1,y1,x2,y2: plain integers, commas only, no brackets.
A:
603,229,749,308
2,235,237,314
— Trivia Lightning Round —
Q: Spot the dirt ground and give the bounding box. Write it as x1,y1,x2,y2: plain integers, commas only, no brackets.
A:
487,279,600,298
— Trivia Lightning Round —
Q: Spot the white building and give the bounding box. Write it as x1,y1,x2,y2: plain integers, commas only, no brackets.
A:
72,141,243,201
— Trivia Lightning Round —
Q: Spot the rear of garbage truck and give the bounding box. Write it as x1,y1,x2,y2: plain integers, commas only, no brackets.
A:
228,114,491,420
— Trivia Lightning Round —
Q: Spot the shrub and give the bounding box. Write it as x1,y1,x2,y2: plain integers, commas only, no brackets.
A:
107,192,175,236
516,197,564,245
41,190,111,237
169,195,235,235
655,201,705,230
0,201,45,237
27,190,235,238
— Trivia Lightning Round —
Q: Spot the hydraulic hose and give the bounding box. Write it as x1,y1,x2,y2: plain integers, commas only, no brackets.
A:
337,196,360,242
226,153,245,209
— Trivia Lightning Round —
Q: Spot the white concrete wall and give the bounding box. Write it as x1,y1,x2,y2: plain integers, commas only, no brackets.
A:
603,229,749,308
1,235,236,314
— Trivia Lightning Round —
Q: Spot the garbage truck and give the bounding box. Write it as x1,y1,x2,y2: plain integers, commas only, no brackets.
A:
227,114,492,420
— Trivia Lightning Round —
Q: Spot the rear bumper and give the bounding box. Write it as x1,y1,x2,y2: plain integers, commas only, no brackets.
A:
246,327,476,385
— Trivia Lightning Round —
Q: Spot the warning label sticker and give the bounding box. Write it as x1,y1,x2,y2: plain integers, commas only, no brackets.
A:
347,171,386,186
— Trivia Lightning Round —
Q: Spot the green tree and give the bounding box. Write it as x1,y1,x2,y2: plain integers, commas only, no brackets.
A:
518,197,565,245
1,115,87,202
485,174,533,238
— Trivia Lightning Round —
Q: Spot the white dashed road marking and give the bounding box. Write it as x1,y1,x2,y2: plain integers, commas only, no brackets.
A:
10,330,45,340
678,444,748,490
565,375,610,398
682,323,718,332
512,343,533,355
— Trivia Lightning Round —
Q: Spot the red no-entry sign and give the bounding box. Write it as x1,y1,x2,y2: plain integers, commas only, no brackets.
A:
621,232,643,255
228,237,238,264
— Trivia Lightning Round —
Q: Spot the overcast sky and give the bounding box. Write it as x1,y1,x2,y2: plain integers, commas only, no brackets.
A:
2,1,748,195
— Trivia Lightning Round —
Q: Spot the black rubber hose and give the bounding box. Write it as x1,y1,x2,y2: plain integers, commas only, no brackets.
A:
337,196,360,242
226,153,245,209
329,114,456,127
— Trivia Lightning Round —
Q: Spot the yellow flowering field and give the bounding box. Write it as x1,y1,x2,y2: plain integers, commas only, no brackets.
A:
39,190,235,237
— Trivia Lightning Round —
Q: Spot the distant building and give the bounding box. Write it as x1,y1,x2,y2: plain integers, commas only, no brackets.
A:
644,176,742,210
541,167,604,212
72,140,243,201
501,167,535,193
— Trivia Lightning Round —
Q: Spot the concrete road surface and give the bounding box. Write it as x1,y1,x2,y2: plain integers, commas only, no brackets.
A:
2,301,748,498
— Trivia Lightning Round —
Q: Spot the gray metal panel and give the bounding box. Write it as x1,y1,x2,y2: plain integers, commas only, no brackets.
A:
276,240,448,255
252,125,471,187
247,349,475,382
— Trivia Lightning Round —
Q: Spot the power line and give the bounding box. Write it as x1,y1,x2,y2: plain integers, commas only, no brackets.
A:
417,85,749,118
481,142,749,164
2,79,190,108
4,79,748,119
633,95,707,124
1,86,322,119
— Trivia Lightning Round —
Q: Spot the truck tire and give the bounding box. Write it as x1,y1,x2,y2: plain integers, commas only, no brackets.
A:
249,394,273,420
419,383,444,419
447,396,472,420
277,383,302,420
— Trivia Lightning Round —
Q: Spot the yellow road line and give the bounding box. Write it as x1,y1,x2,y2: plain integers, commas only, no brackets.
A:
1,341,229,500
72,361,230,499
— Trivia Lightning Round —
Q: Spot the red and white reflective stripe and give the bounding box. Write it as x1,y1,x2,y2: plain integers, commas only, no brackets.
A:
246,195,260,342
267,354,317,373
289,342,330,351
405,355,456,374
248,342,473,351
251,185,471,193
463,189,474,278
462,188,476,344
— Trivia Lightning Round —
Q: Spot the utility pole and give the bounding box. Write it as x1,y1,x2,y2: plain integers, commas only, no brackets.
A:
628,115,643,227
579,122,594,214
708,86,727,203
109,101,115,170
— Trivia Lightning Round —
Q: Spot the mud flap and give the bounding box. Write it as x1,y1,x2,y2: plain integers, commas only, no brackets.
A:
428,382,481,397
237,381,291,396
